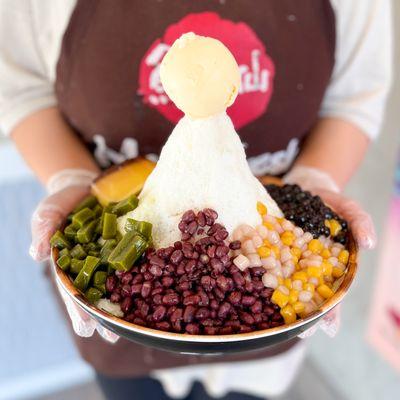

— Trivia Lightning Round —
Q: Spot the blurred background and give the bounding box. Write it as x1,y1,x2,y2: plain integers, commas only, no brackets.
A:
0,3,399,400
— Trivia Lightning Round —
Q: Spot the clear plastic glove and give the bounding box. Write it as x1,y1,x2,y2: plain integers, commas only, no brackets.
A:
283,165,376,338
30,169,119,343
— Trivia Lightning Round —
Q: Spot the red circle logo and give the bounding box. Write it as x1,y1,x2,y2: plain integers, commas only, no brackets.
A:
139,12,275,129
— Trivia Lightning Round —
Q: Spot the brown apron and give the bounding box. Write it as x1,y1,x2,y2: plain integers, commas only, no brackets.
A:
55,0,335,377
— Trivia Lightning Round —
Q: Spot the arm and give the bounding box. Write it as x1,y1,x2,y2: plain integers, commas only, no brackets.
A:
293,117,370,190
11,107,100,185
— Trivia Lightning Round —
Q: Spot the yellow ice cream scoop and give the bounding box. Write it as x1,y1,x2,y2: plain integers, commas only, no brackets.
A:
160,32,241,119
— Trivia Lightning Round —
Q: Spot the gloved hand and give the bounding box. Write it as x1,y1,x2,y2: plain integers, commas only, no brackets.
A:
283,165,376,249
30,169,119,343
283,165,376,338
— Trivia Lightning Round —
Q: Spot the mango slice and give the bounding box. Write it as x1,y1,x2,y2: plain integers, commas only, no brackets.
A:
91,158,155,206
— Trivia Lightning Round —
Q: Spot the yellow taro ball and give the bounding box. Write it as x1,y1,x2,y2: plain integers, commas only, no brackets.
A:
281,231,295,246
257,202,268,216
293,301,305,314
292,271,308,283
280,305,297,324
284,278,292,290
303,283,315,294
322,261,333,276
289,289,298,304
317,284,334,299
332,267,344,278
271,245,280,258
257,246,271,258
308,239,323,254
291,247,302,259
329,219,342,236
263,222,274,230
307,266,322,278
338,250,349,265
321,248,331,259
272,289,289,308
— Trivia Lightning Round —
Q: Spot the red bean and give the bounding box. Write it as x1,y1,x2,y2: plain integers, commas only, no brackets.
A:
121,273,133,285
210,258,224,274
151,287,163,296
239,325,252,333
215,229,228,241
216,275,229,292
185,260,196,274
183,305,196,323
170,250,183,265
121,284,131,298
106,276,117,292
133,317,146,326
177,281,191,292
187,221,198,236
204,326,218,335
186,323,200,335
141,281,152,298
152,306,167,322
232,272,245,287
201,275,214,292
153,294,163,305
229,241,241,250
219,326,233,335
260,288,274,298
162,293,180,306
161,276,174,288
251,267,265,277
240,312,255,325
183,294,200,306
121,297,133,314
195,307,210,320
140,302,150,317
218,302,231,319
263,305,275,316
174,241,183,250
149,264,163,277
228,291,242,306
197,211,206,227
251,300,263,314
242,295,256,307
198,290,209,306
131,283,142,295
182,210,196,223
132,274,144,284
170,308,183,323
155,321,170,331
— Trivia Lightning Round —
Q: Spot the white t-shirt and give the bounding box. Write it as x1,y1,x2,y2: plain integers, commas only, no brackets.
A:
0,0,393,397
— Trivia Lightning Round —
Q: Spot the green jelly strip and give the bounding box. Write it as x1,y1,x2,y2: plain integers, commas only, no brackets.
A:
93,204,103,218
57,254,70,271
125,218,152,240
77,219,98,244
74,256,100,291
85,287,103,304
64,224,78,241
102,212,117,239
70,259,84,275
73,195,98,214
108,231,148,271
72,207,95,229
111,194,139,216
59,248,70,258
50,230,71,250
70,244,87,260
93,271,108,286
100,239,117,266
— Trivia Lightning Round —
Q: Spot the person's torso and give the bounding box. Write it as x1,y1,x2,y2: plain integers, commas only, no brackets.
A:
56,0,335,175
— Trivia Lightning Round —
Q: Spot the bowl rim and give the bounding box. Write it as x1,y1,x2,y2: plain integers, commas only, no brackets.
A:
52,231,357,343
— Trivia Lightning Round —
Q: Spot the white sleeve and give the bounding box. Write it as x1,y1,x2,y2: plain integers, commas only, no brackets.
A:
0,0,75,137
320,0,393,139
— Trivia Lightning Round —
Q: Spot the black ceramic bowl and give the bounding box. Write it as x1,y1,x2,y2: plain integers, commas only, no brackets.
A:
51,233,357,355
